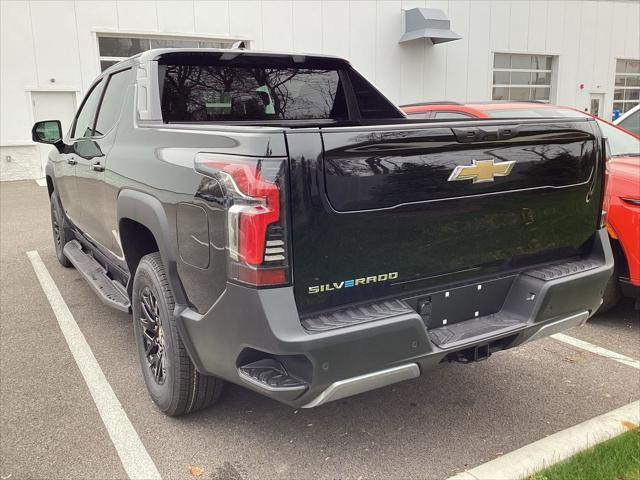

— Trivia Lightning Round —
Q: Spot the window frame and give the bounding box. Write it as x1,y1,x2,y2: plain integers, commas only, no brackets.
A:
70,78,105,140
92,67,133,139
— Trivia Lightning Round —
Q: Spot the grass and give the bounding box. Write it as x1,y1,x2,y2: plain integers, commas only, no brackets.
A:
530,428,640,480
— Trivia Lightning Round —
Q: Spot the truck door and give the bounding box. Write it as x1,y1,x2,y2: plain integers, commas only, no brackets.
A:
59,79,105,226
75,67,132,252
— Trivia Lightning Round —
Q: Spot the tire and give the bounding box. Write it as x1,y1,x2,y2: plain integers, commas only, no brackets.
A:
132,252,223,416
598,264,621,314
50,193,73,268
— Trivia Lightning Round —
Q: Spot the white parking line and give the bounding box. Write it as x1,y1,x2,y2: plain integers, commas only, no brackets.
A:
551,333,640,370
27,250,161,480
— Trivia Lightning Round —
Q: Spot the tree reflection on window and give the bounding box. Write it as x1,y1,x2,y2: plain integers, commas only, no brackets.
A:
161,66,347,121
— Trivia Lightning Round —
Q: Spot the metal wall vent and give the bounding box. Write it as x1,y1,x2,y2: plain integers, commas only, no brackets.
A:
399,8,461,45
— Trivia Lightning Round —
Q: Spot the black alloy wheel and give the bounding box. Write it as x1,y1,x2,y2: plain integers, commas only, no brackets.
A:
51,202,62,252
50,195,72,267
132,252,223,416
138,286,166,385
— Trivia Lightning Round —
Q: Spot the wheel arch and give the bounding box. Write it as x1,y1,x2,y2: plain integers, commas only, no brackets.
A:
45,176,55,198
45,161,60,199
608,234,630,280
117,189,187,304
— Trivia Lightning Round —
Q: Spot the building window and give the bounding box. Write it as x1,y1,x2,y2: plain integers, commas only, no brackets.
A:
492,53,554,102
97,34,241,71
614,59,640,115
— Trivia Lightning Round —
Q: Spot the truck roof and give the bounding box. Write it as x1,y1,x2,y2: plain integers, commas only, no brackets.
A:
137,47,349,64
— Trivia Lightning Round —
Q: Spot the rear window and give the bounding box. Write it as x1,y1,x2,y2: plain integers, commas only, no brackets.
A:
160,64,347,122
597,119,639,156
618,109,640,136
434,111,474,119
406,112,429,119
485,107,590,119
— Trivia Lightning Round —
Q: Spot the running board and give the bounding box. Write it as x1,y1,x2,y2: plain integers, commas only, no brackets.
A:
63,240,130,312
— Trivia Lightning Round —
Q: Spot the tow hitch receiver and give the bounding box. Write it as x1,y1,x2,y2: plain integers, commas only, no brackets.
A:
450,344,491,363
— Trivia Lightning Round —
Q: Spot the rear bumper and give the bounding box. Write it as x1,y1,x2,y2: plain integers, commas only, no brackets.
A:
176,229,614,408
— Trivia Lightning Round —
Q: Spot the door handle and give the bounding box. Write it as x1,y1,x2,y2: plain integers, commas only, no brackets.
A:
91,162,105,172
67,158,77,165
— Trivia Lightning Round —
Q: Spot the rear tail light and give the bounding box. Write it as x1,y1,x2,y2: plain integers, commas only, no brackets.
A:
195,153,289,287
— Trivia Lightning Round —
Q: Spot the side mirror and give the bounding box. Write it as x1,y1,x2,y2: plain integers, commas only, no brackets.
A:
32,120,63,144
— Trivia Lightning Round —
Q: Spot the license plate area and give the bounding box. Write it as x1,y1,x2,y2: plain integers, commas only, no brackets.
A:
404,276,515,330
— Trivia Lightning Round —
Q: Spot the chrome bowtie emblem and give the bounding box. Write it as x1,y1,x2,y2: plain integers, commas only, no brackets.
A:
447,159,516,183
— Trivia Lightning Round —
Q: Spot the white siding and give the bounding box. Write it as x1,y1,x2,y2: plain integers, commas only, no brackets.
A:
115,1,158,31
322,1,350,59
193,1,230,35
576,2,599,108
527,1,547,55
1,0,638,150
466,0,492,100
30,1,82,87
375,1,403,102
292,1,322,53
229,1,262,47
445,0,470,101
157,1,196,33
1,1,38,145
545,1,564,54
349,1,378,81
422,0,449,102
74,1,118,89
262,1,294,51
508,1,529,52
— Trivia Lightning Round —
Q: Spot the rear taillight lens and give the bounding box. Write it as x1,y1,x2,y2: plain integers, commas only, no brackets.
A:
195,153,289,287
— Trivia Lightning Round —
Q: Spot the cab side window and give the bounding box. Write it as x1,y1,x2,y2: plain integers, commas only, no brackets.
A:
94,69,131,136
72,80,104,139
434,111,474,119
406,112,430,119
619,109,639,136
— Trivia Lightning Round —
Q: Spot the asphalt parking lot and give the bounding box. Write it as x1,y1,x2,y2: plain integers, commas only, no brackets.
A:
1,179,639,480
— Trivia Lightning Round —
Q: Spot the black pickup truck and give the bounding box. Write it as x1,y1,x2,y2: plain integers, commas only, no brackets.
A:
32,48,613,416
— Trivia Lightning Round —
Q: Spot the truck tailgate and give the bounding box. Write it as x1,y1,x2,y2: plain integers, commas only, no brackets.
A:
286,119,603,314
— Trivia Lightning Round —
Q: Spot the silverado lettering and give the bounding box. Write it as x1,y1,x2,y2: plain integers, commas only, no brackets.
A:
308,272,399,294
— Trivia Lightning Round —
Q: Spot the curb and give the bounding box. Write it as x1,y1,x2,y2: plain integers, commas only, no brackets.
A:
448,400,640,480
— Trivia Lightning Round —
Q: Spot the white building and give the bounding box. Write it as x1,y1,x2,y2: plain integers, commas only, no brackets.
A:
1,0,638,180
